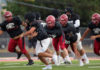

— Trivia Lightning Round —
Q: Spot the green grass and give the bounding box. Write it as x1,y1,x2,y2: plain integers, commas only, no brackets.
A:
0,60,100,70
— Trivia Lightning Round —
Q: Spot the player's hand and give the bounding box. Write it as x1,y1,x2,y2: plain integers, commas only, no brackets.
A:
20,33,24,38
90,36,96,40
80,37,84,41
13,36,19,40
13,33,24,40
28,35,32,39
31,32,38,38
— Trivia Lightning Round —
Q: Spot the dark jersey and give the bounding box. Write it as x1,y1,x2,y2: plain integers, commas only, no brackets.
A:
88,22,100,41
30,20,48,40
44,22,64,38
26,24,30,31
0,16,23,38
67,13,80,33
26,20,46,30
26,24,37,41
62,23,77,43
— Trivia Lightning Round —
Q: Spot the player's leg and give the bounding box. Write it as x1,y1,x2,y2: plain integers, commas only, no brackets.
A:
36,38,56,69
27,39,32,53
77,42,89,64
18,37,33,65
94,40,100,55
76,32,89,64
8,38,22,59
71,42,84,66
52,37,61,65
31,39,37,56
59,36,71,64
52,38,60,55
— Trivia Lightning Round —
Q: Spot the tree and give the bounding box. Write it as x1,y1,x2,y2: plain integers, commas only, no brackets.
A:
6,0,100,26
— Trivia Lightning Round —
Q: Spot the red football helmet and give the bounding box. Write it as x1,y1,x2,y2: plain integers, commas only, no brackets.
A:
3,11,13,22
91,13,100,24
59,14,68,26
4,11,12,17
46,15,55,28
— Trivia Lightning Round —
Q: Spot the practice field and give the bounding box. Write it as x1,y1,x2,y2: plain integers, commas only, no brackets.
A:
0,60,100,70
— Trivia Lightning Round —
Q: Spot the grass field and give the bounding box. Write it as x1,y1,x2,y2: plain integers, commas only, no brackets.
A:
0,60,100,70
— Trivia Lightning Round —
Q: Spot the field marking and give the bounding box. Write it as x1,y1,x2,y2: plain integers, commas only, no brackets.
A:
0,64,47,69
0,62,100,69
60,64,79,67
0,66,33,69
89,63,100,65
4,63,20,65
0,64,74,69
0,64,83,69
88,66,100,68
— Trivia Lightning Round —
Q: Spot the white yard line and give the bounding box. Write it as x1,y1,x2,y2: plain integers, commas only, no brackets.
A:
89,63,100,65
0,66,33,69
0,64,45,69
4,63,20,65
0,62,100,69
60,64,79,67
88,66,100,68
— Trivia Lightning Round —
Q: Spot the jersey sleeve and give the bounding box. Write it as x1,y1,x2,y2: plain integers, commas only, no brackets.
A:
59,23,65,42
14,16,22,25
68,23,77,34
88,22,93,29
0,23,6,31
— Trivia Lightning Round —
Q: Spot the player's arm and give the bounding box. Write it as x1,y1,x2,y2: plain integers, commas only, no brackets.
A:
16,17,27,28
13,27,36,40
21,21,27,27
80,28,91,41
21,27,37,37
21,21,28,31
0,25,4,35
72,42,81,59
59,23,65,42
0,23,5,35
90,34,100,40
0,30,4,35
95,35,100,38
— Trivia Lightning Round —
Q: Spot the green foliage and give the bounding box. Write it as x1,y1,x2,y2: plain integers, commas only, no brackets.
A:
6,2,27,20
6,0,100,26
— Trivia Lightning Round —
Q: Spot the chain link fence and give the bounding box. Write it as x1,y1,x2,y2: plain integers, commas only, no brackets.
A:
0,27,94,50
0,27,97,57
